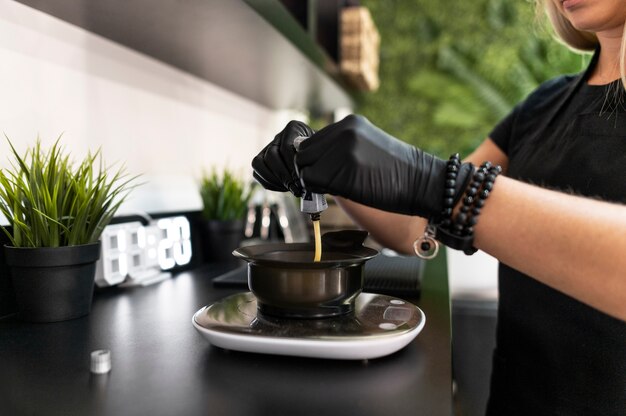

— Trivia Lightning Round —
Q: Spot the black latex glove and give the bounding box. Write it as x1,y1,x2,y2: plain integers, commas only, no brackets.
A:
252,120,314,197
252,115,473,219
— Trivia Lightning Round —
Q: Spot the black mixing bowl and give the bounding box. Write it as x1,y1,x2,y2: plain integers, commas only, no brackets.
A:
232,230,378,318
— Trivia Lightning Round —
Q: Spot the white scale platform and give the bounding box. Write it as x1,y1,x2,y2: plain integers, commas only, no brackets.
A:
192,292,425,360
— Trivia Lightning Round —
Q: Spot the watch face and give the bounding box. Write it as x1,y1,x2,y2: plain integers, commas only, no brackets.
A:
95,215,193,287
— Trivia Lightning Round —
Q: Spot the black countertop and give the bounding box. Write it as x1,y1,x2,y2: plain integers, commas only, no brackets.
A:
0,254,452,416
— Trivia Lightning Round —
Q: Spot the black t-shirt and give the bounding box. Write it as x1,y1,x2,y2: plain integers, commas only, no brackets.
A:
486,55,626,416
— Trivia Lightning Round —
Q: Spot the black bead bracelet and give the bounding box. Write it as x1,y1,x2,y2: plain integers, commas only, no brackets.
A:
414,153,463,259
414,155,502,259
441,153,461,227
414,153,471,258
443,161,502,254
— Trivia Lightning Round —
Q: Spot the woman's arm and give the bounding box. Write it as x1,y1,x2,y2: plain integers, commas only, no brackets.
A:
336,138,509,254
475,175,626,321
337,137,626,321
333,199,422,254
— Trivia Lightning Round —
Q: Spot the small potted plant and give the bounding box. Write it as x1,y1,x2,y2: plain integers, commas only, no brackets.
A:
0,137,137,322
199,168,254,264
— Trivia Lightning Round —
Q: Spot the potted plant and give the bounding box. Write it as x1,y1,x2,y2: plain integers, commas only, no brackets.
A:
199,168,254,264
0,137,137,322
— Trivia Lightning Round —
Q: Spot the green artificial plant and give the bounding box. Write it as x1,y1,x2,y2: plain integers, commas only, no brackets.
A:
0,136,137,248
199,168,254,222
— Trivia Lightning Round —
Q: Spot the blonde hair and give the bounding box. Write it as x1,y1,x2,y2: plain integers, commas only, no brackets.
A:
540,0,626,89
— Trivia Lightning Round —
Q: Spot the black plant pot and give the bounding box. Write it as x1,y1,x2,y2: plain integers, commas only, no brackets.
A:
203,219,244,265
4,242,101,323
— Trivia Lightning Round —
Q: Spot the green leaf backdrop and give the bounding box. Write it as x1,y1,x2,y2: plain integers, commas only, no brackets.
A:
352,0,591,157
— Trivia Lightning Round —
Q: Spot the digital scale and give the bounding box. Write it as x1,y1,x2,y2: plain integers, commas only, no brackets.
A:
192,292,425,360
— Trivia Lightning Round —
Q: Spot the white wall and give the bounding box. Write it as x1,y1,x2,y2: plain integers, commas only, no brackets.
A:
447,248,499,300
0,1,299,223
0,2,500,296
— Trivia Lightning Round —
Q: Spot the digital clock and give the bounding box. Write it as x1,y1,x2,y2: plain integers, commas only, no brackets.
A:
95,216,192,287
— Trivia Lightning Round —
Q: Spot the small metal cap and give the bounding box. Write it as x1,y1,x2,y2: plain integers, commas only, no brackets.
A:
90,349,112,374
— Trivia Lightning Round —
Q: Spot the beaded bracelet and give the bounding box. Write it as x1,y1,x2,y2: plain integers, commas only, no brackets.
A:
413,156,501,258
441,161,501,254
413,153,464,259
459,162,502,237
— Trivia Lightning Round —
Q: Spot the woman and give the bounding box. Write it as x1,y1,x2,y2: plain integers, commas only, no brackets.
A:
252,0,626,414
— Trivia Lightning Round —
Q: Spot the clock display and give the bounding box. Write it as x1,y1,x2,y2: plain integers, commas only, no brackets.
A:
95,216,192,287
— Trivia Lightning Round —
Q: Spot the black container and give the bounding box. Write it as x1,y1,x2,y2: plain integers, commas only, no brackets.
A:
4,242,101,323
233,231,378,319
0,228,17,318
203,219,244,265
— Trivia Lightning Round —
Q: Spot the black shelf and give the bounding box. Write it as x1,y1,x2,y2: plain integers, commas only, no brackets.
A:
15,0,353,114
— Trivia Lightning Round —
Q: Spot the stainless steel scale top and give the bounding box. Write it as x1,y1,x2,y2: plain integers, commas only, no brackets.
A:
193,292,426,360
